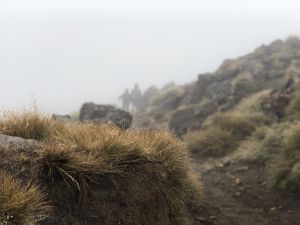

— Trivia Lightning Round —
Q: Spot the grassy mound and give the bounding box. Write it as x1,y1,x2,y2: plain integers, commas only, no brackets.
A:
0,172,48,225
184,111,269,157
184,126,237,157
0,110,201,225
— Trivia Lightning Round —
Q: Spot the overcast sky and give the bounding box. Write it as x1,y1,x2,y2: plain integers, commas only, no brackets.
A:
0,0,300,114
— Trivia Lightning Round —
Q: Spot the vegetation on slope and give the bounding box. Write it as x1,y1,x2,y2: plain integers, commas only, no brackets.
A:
0,109,202,225
0,172,49,225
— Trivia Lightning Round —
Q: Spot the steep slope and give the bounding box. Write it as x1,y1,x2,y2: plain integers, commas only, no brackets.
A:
136,36,300,136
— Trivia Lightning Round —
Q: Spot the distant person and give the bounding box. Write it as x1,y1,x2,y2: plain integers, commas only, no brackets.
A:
119,89,130,111
130,83,142,113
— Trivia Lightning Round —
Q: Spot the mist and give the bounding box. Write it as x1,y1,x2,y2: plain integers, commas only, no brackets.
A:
0,0,300,114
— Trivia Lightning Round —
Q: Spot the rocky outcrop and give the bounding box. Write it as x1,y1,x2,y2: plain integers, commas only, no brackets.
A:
136,37,300,136
79,103,132,129
261,79,295,119
169,100,219,136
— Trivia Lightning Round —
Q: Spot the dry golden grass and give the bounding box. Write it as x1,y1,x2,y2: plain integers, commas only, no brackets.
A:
36,123,201,225
211,111,269,138
0,172,49,225
269,123,300,190
0,108,202,225
0,108,65,141
185,99,271,157
235,90,271,113
184,126,237,157
285,90,300,120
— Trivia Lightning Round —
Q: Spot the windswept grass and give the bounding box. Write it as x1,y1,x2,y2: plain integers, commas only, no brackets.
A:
37,123,201,225
0,172,49,225
0,108,65,141
0,108,202,225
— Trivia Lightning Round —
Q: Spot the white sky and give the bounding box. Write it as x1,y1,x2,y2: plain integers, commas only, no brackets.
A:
0,0,300,114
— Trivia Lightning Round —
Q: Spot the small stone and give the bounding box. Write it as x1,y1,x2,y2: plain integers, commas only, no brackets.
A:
209,216,216,220
270,207,277,211
235,166,249,172
223,159,231,166
235,191,242,197
235,177,241,185
195,216,205,222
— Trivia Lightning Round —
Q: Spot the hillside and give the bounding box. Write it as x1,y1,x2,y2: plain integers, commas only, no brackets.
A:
134,36,300,225
135,36,300,136
2,36,300,225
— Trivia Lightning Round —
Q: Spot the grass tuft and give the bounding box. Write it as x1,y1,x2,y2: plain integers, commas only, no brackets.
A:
0,172,49,225
0,108,65,141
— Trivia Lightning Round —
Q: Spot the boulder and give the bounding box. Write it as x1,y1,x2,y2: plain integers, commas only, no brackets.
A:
261,79,295,119
79,103,132,129
52,114,72,122
169,100,218,137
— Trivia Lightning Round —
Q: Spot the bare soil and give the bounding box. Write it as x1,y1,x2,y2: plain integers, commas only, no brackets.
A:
191,157,300,225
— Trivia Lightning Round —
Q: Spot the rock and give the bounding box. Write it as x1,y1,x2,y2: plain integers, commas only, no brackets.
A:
52,114,72,122
270,207,277,211
0,134,28,149
261,78,295,119
209,216,216,220
235,178,241,185
169,100,218,137
79,103,132,129
234,191,242,197
195,216,205,222
169,107,197,137
235,166,249,172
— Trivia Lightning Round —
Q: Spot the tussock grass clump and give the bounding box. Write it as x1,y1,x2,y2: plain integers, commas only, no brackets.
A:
269,123,300,190
184,127,237,157
211,111,269,138
0,172,49,225
0,109,201,225
285,90,300,120
0,108,65,141
184,109,270,157
37,123,201,225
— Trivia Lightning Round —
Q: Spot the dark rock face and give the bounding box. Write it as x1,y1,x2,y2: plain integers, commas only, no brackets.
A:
169,100,218,137
79,103,132,129
261,79,295,119
169,107,196,137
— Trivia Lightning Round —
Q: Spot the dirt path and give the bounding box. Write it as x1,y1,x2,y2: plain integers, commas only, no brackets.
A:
191,158,300,225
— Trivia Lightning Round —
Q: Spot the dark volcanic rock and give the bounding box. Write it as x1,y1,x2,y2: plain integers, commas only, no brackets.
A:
261,79,295,119
169,100,218,137
79,103,132,129
52,114,72,122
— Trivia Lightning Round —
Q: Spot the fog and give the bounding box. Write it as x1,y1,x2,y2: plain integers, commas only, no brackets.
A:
0,0,300,114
